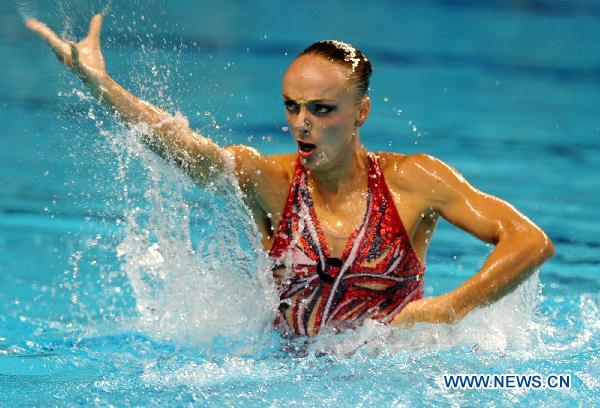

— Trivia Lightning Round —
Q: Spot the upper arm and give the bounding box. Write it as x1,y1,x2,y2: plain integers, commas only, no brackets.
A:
402,154,546,245
163,125,287,216
224,145,290,218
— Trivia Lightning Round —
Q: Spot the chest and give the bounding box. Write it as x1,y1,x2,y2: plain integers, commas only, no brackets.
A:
262,184,429,259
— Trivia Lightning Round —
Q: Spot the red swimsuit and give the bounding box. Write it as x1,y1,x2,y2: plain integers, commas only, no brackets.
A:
269,153,424,336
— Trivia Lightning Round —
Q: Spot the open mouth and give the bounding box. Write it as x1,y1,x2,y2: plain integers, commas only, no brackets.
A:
297,141,317,158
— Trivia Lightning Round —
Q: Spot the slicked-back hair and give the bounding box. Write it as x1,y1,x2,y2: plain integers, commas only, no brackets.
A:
298,40,373,102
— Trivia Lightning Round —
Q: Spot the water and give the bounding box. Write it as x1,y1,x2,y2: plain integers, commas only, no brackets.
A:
1,0,599,406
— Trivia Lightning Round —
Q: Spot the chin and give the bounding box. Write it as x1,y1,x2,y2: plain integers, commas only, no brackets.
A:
302,151,337,172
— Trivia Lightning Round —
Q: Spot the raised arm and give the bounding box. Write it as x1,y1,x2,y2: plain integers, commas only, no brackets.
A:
391,154,554,326
26,13,291,225
27,14,230,185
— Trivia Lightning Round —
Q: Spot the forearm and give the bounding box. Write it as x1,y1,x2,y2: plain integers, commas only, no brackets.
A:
83,73,169,128
85,73,226,181
441,229,554,319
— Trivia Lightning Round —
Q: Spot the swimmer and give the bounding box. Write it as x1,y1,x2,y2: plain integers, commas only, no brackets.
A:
27,14,554,337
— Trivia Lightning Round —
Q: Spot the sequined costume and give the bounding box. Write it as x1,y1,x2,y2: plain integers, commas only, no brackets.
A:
269,153,424,336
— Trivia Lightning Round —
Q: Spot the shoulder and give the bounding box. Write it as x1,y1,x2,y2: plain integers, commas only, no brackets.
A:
376,151,448,169
267,153,298,180
376,152,470,205
376,152,458,184
224,146,294,183
223,146,294,211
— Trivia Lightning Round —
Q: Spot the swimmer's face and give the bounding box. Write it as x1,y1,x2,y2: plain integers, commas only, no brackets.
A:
282,54,370,171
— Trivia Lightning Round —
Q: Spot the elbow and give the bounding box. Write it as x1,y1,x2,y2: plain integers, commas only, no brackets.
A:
539,232,555,260
500,220,555,263
526,227,555,264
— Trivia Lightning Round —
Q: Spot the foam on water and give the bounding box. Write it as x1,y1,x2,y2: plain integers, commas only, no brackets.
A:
133,286,599,407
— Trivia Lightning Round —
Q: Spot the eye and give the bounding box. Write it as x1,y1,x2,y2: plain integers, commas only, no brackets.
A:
284,100,300,114
311,104,335,115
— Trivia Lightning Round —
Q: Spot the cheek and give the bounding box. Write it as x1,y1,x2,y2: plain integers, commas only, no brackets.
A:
320,114,355,141
321,112,353,132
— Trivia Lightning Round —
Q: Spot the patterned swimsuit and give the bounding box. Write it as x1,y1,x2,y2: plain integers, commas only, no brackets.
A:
269,153,424,336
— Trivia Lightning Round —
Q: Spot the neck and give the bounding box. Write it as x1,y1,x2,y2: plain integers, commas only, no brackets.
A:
308,138,369,199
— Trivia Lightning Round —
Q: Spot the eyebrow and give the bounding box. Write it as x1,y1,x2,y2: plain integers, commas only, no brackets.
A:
282,95,336,104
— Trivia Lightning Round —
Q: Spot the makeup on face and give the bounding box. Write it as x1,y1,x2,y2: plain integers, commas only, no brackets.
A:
283,99,337,116
282,55,363,169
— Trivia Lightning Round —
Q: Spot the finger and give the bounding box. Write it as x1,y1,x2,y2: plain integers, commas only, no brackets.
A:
25,19,70,56
87,14,103,43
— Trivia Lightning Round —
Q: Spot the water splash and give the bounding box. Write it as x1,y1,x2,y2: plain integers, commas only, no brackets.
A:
99,121,278,346
20,0,279,347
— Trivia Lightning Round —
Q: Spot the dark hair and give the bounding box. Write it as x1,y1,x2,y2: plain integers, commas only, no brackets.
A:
298,40,373,101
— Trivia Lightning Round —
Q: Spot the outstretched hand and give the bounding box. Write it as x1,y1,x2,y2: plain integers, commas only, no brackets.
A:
26,14,107,83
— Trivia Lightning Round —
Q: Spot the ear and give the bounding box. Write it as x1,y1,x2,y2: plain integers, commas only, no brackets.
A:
355,96,371,127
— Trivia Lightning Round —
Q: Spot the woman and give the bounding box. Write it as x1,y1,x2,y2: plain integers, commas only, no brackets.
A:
26,14,554,337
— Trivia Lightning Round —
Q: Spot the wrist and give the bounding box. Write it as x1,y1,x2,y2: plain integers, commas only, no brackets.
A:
437,288,472,321
78,69,110,88
80,72,113,100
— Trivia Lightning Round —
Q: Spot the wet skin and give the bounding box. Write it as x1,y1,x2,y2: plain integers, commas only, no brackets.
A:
27,14,554,334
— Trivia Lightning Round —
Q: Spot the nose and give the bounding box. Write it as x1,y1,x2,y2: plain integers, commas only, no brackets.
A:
293,105,306,126
293,106,310,135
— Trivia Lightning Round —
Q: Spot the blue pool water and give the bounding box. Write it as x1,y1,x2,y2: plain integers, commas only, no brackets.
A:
1,0,598,406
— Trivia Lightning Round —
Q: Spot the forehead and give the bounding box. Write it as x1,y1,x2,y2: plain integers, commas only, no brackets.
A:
282,55,353,101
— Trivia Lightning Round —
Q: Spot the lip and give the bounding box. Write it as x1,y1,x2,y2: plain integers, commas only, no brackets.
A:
297,141,317,159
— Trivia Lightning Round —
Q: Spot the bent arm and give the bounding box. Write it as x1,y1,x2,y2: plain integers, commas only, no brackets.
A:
435,181,554,320
394,154,554,325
